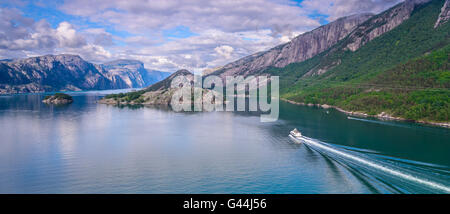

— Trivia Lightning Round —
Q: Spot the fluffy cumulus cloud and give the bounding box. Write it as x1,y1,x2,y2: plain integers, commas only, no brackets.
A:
0,0,406,72
59,0,319,35
0,8,55,52
0,7,111,61
108,28,306,72
215,45,234,59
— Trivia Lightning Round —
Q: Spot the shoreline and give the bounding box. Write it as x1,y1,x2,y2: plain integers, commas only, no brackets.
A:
281,98,450,129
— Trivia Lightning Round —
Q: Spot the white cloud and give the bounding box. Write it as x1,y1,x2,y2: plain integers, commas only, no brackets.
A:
59,0,320,35
83,28,114,46
0,8,113,62
114,28,296,72
56,22,86,48
214,45,234,59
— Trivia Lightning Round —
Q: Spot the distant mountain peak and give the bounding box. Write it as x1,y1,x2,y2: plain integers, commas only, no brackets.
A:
172,69,192,76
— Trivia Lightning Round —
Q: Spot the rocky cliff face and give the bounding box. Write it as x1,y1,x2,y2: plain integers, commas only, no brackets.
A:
100,59,147,88
345,0,432,51
303,0,441,77
0,55,169,94
211,0,438,79
435,0,450,27
100,59,170,88
210,13,373,78
0,54,116,93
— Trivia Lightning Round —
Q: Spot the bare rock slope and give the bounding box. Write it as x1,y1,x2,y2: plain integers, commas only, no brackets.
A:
209,13,373,78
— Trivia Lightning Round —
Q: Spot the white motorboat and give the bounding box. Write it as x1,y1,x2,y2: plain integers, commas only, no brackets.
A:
289,128,307,143
290,128,301,137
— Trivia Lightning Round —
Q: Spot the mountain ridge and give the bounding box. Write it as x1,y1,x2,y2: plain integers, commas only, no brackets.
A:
209,13,374,78
274,0,449,124
0,54,169,94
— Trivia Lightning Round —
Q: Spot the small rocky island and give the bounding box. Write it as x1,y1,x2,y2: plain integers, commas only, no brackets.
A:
42,93,74,105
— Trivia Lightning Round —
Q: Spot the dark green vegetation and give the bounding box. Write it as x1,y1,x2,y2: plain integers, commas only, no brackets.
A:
44,93,73,101
268,0,450,122
104,91,146,103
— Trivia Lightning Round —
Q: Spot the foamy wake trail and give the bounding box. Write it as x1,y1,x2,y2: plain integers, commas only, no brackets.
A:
292,136,450,193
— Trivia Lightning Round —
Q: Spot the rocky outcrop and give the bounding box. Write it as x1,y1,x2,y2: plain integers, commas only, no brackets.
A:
0,54,169,94
345,0,432,51
99,69,199,106
210,13,373,78
435,0,450,27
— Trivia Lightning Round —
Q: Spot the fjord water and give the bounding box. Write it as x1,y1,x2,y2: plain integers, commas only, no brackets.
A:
0,91,449,193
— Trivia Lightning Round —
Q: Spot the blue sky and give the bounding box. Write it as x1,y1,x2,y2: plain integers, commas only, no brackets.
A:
0,0,401,72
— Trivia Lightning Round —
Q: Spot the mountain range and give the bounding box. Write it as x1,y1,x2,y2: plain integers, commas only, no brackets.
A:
264,0,449,124
104,0,449,125
0,55,170,94
1,0,448,124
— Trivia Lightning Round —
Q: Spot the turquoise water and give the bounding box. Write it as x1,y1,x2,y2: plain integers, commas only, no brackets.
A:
0,91,449,193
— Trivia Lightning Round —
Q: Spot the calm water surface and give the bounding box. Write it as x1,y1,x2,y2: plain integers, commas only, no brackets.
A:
0,91,449,193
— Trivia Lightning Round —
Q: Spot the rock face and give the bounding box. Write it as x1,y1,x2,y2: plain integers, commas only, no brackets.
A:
100,59,170,88
0,55,169,94
209,13,373,78
345,0,432,51
42,93,73,105
211,0,436,79
0,54,115,94
435,0,450,27
302,0,439,77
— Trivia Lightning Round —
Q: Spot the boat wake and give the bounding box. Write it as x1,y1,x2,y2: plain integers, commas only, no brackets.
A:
290,135,450,193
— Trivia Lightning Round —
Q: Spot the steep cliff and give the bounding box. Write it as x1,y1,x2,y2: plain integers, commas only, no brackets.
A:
302,0,436,76
272,0,449,124
209,13,373,78
435,0,450,27
344,0,432,51
101,59,170,88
